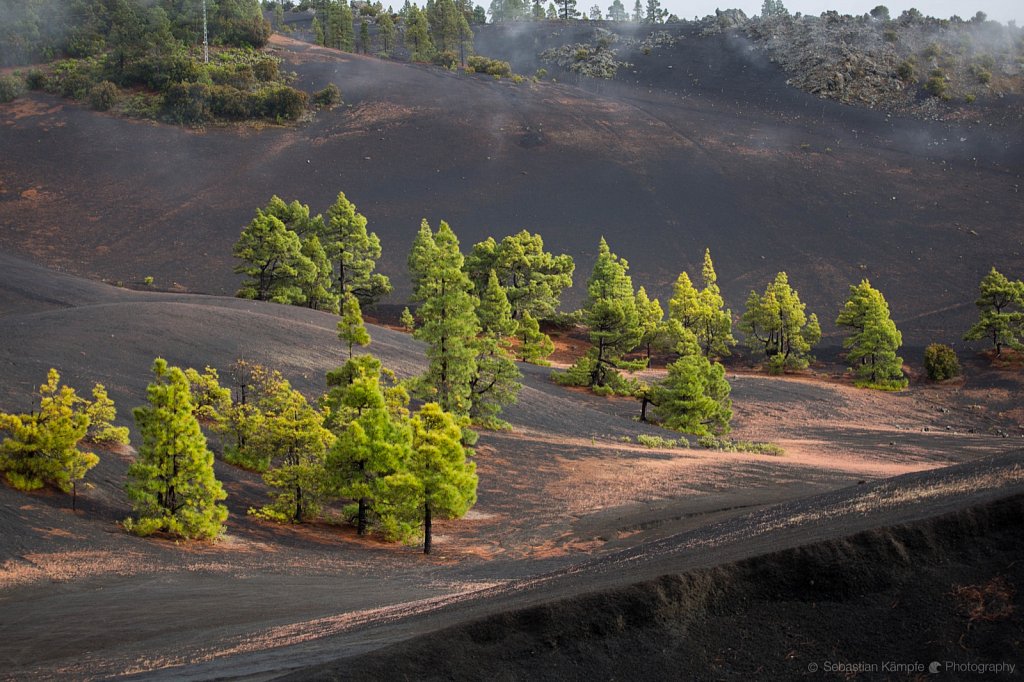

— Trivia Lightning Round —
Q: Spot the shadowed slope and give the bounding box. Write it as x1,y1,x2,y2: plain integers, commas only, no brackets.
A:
0,32,1021,345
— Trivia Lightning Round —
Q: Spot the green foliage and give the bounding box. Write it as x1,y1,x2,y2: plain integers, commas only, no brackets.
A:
428,0,473,57
554,238,644,391
739,272,820,373
338,292,371,358
963,267,1024,355
466,55,512,76
836,279,907,389
324,191,392,307
516,311,554,365
760,0,789,18
925,69,948,97
125,359,228,539
85,383,130,445
233,210,312,304
88,80,119,110
696,435,784,456
0,369,99,501
634,434,689,449
377,13,395,54
248,380,332,524
433,51,459,68
410,220,481,416
649,334,732,437
667,249,735,358
325,0,355,50
477,270,517,337
400,306,416,331
299,235,340,313
634,285,665,359
183,366,232,422
0,74,27,103
924,343,961,381
406,403,478,553
404,5,436,61
314,82,342,107
325,361,412,535
465,230,575,322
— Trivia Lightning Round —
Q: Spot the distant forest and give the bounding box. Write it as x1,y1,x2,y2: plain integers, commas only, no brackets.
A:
0,0,270,67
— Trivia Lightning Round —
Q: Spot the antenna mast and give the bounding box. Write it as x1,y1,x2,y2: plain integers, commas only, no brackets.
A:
202,0,210,63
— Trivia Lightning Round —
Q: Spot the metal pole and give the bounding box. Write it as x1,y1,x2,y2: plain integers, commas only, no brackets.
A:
202,0,210,63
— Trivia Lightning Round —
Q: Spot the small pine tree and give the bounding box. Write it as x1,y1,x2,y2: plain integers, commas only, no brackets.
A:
635,285,664,361
0,369,99,508
249,383,332,524
233,211,311,304
338,292,371,358
323,191,392,307
313,16,325,44
125,359,228,539
400,306,416,331
86,383,130,445
516,310,554,364
963,267,1024,356
739,272,820,373
836,280,906,389
649,333,732,436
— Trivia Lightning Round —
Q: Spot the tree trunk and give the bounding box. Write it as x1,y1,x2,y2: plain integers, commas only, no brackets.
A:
293,485,303,523
640,393,650,422
423,501,432,554
72,481,77,512
358,497,367,535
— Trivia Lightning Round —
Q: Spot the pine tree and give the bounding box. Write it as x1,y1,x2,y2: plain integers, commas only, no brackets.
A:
667,250,734,358
650,333,732,436
323,191,392,307
326,362,412,535
411,221,480,416
963,267,1024,356
739,272,820,373
337,292,371,358
644,0,665,22
233,211,311,304
377,11,395,52
396,308,414,333
125,359,228,539
85,383,130,445
249,382,332,523
632,0,642,21
546,2,558,18
299,235,340,313
0,369,99,508
359,19,370,52
607,0,626,19
312,15,325,44
555,238,643,393
559,0,579,19
404,5,435,60
532,0,545,19
516,310,554,364
469,271,521,428
635,285,665,361
465,230,574,321
837,280,906,388
406,403,477,554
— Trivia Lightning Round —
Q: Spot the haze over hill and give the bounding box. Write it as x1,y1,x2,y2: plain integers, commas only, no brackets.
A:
2,26,1021,348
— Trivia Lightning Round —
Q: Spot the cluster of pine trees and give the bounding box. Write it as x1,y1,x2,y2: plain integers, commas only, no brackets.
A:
310,0,478,63
488,0,671,23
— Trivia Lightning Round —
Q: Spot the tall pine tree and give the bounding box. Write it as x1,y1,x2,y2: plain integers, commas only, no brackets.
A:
125,359,228,539
410,221,480,416
323,191,392,307
963,267,1024,355
837,280,906,389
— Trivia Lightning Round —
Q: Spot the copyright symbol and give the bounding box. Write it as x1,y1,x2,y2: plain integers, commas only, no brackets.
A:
808,662,819,673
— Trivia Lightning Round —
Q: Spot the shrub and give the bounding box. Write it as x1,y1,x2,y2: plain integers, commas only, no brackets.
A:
0,73,26,103
209,84,255,119
222,444,271,472
636,434,690,449
163,82,213,125
259,85,308,120
924,70,947,97
24,70,46,90
313,83,341,107
252,56,280,82
924,343,961,380
896,60,916,81
432,51,458,69
88,81,119,111
467,55,512,77
697,435,784,455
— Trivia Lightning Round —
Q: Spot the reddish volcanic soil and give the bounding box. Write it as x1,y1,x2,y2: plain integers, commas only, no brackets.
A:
0,31,1022,346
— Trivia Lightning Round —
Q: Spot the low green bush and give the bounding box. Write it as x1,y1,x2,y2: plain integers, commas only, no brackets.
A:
88,80,119,111
467,55,512,77
0,73,25,103
313,83,342,108
924,343,961,380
